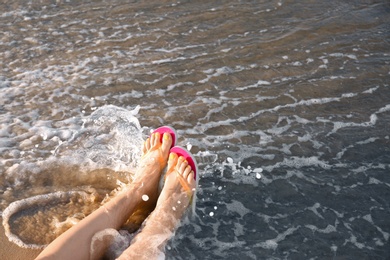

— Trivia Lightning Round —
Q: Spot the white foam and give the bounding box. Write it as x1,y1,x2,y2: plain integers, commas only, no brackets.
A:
305,224,337,234
90,228,132,259
256,226,299,250
195,151,218,165
363,86,379,94
328,103,390,136
329,53,357,60
345,234,366,249
236,80,271,91
2,191,92,249
226,200,250,217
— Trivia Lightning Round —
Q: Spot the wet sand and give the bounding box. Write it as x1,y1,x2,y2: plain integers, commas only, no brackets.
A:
0,217,41,260
1,0,390,259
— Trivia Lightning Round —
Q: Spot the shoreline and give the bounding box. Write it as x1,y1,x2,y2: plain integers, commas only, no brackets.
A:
0,216,41,260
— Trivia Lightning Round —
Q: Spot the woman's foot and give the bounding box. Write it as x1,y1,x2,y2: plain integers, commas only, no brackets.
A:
132,131,172,193
155,152,196,221
123,132,173,231
117,151,196,260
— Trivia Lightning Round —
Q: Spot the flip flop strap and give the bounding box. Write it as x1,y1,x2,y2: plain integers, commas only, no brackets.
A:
141,144,166,171
165,164,193,199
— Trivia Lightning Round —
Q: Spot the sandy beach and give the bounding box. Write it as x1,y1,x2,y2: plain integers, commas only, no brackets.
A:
0,217,41,260
1,0,389,259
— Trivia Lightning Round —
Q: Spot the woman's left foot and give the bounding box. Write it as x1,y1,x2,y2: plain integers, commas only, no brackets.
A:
123,132,173,231
132,131,172,192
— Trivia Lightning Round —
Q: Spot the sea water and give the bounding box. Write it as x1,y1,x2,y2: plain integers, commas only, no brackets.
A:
1,0,390,259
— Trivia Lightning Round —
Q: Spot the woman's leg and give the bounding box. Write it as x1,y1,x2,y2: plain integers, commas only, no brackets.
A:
36,132,173,260
117,152,196,260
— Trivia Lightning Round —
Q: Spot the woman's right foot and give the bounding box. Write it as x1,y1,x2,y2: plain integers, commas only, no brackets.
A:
155,152,196,221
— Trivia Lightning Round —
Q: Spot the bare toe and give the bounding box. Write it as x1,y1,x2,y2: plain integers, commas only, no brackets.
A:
167,152,178,169
178,160,188,173
150,132,159,147
142,137,150,154
161,133,173,155
183,166,192,179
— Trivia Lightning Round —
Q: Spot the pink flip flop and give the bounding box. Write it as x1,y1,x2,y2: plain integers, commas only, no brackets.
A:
152,126,177,148
169,146,199,216
170,146,198,180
